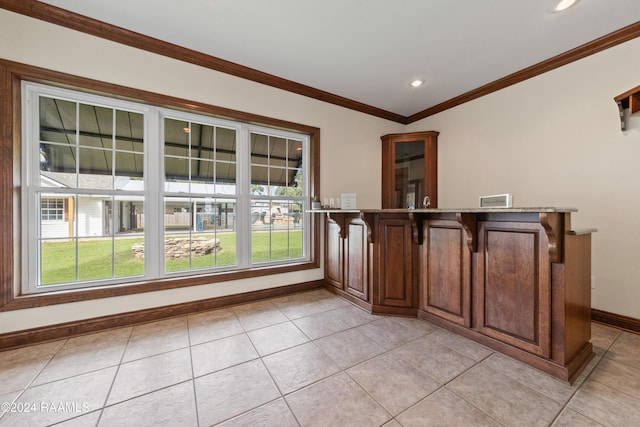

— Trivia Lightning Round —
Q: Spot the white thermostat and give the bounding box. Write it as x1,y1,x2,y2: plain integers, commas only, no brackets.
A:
479,193,513,208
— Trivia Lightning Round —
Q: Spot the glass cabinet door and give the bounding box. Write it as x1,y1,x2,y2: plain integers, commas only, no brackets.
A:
381,131,438,209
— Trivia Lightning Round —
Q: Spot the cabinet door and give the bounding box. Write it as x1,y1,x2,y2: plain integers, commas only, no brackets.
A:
324,217,343,289
375,216,415,308
344,218,369,301
381,131,438,209
421,220,471,327
476,221,551,357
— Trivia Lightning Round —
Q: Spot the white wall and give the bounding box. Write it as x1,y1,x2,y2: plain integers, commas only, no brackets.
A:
408,37,640,319
0,10,403,333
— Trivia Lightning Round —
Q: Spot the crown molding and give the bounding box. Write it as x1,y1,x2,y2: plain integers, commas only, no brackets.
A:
407,21,640,123
0,0,406,124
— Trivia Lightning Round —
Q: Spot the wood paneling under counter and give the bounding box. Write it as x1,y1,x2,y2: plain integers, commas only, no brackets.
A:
320,208,595,383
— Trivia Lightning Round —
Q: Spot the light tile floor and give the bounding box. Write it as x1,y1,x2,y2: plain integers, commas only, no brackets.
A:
1,288,639,426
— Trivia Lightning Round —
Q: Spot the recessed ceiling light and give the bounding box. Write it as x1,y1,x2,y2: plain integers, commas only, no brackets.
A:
410,79,424,88
552,0,579,12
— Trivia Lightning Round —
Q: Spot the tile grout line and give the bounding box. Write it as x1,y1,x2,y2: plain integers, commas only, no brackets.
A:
550,330,640,426
0,339,68,423
215,295,369,425
438,352,515,427
185,314,202,427
547,351,609,426
93,326,134,427
208,303,301,426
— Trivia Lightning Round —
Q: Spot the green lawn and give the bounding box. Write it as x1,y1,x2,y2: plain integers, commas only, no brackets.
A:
41,230,303,285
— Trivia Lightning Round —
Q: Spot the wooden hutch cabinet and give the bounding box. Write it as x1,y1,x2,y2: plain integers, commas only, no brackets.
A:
381,131,438,209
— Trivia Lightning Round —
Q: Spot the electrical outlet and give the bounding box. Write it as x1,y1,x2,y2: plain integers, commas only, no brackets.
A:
591,275,596,290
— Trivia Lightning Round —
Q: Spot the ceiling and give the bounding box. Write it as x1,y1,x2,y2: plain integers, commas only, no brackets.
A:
28,0,640,119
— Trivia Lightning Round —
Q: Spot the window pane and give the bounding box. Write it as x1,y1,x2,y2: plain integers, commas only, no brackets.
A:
251,165,269,190
191,159,214,187
217,127,236,162
78,237,113,281
112,198,145,277
212,200,236,267
165,157,189,191
115,110,144,152
164,197,236,272
251,200,271,263
271,136,287,164
190,123,215,160
268,168,287,196
164,197,192,272
39,97,76,145
164,118,190,157
289,200,304,230
251,198,304,263
77,195,111,237
215,161,236,193
288,169,304,197
194,199,236,268
79,103,113,149
78,148,113,190
116,234,145,278
250,133,269,166
40,238,76,285
115,151,144,180
40,194,72,237
289,139,303,163
40,143,76,176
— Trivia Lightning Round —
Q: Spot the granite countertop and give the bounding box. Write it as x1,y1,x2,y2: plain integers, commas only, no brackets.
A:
311,207,578,213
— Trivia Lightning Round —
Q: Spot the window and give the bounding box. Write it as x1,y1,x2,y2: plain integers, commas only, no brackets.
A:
22,82,312,295
250,132,305,263
40,198,65,221
162,115,239,273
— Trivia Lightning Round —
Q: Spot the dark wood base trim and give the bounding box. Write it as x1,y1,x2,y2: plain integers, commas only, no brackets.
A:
592,308,640,334
0,280,324,351
323,284,372,312
372,305,417,317
418,310,594,383
565,342,596,380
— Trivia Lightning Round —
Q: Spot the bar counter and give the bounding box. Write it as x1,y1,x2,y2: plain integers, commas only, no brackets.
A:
314,207,595,383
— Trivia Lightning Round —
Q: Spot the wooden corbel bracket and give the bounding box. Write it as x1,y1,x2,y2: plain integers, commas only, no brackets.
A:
614,85,640,131
539,212,564,263
408,212,424,245
455,213,477,252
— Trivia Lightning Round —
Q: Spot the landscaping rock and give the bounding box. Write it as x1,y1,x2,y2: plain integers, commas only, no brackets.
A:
132,237,221,259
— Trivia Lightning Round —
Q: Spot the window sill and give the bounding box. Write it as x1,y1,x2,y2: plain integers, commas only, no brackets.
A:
2,260,320,311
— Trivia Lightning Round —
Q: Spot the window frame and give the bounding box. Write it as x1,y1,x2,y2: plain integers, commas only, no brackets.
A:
0,59,320,311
